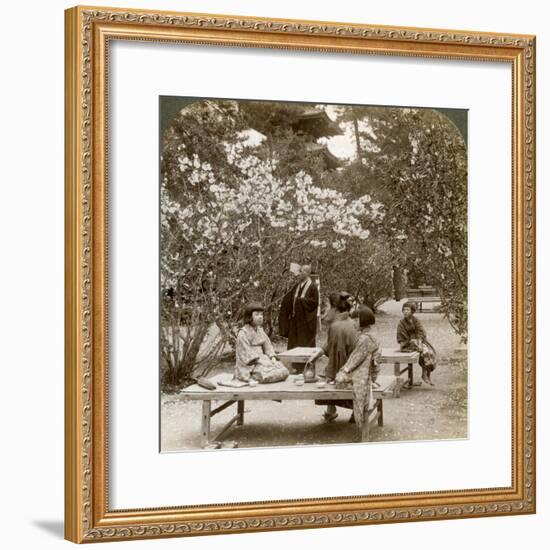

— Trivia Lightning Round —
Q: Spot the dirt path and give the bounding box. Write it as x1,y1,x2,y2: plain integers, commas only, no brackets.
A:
161,300,467,451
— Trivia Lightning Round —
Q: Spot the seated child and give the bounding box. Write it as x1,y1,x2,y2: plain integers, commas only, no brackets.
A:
396,301,437,385
235,302,289,384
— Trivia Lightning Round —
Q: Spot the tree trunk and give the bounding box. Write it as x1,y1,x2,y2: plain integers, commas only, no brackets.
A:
392,266,405,301
170,321,210,385
352,115,362,161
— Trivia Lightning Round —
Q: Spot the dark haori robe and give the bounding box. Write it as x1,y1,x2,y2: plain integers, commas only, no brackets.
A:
322,313,358,381
396,315,437,372
315,312,358,409
321,306,339,328
278,278,319,349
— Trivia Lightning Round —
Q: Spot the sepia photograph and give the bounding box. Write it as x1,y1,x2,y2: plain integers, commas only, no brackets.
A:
61,5,536,542
159,97,468,451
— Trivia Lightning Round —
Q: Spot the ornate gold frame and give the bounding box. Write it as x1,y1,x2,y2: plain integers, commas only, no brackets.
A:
65,5,536,543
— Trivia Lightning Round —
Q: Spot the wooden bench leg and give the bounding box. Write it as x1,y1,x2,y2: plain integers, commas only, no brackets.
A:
393,362,401,397
377,399,384,426
361,411,371,442
237,400,245,426
361,400,383,442
201,401,212,448
408,363,413,388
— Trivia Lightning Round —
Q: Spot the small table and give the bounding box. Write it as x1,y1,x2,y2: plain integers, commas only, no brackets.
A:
276,346,322,374
180,373,398,448
276,346,322,375
277,346,419,397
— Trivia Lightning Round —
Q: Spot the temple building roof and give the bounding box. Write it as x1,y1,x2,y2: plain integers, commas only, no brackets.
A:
291,109,341,139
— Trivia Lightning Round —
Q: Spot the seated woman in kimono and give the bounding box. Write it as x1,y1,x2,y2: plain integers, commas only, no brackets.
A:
234,302,289,384
334,306,381,429
397,301,437,385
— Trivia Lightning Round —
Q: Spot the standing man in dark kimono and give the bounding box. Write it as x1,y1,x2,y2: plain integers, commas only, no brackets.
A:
278,265,320,369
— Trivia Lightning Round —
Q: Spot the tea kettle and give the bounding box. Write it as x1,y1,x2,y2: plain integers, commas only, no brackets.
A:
303,360,318,383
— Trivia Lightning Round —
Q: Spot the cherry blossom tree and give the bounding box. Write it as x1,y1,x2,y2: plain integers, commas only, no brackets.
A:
161,143,379,385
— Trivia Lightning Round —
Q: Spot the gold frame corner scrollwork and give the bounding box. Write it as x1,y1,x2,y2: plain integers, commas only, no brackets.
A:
65,4,536,544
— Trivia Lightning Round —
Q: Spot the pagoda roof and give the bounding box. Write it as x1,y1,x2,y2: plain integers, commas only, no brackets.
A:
246,105,341,139
292,109,341,139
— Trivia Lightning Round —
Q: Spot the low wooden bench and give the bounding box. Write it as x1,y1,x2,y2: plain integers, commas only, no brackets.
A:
276,347,419,398
180,372,399,448
406,287,441,313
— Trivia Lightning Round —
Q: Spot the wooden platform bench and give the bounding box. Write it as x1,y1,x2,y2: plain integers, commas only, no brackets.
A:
180,372,399,448
406,287,442,313
276,347,419,398
383,349,420,395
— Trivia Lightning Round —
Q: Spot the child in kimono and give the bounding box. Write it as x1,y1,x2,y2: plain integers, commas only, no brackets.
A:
335,306,381,429
396,301,437,385
235,302,289,384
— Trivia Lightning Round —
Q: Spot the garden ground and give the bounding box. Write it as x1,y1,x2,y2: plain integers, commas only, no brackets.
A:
160,299,468,451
